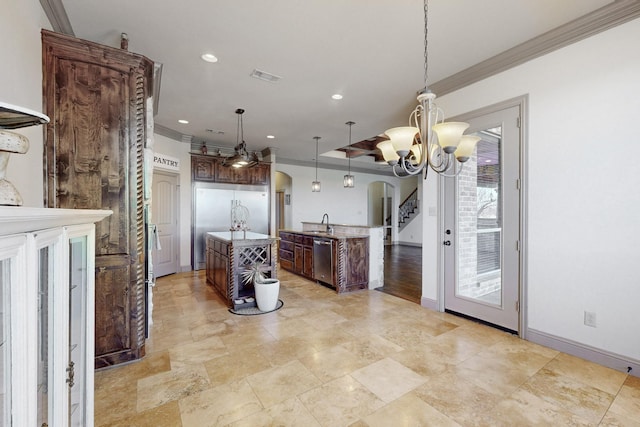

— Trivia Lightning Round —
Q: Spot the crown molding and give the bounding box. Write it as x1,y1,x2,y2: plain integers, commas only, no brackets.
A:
154,123,189,143
40,0,74,35
431,0,640,96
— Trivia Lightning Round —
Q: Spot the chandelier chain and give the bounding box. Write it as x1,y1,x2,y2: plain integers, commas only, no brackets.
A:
423,0,429,90
314,136,319,181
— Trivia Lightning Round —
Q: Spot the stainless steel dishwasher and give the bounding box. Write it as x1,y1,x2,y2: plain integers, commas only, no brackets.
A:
313,238,333,286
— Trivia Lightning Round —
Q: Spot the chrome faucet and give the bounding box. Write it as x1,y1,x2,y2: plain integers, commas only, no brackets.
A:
321,213,330,233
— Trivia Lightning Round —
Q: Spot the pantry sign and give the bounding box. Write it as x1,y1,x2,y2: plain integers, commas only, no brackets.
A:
153,153,180,172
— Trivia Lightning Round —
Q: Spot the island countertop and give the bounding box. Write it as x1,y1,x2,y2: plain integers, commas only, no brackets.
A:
206,231,276,242
278,229,365,239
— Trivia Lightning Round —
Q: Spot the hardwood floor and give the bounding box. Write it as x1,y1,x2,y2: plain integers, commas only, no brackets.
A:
378,244,422,304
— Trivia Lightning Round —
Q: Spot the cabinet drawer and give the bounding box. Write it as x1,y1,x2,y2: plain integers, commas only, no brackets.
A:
280,259,294,271
280,240,294,252
294,234,305,243
279,249,293,261
213,240,229,255
302,236,314,246
279,232,294,242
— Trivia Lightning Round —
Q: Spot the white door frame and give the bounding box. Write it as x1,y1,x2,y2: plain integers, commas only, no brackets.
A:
437,95,528,338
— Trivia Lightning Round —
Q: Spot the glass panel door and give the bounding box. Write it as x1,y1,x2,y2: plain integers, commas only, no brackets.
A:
443,105,521,332
456,127,503,306
0,259,10,426
37,246,52,426
68,236,87,426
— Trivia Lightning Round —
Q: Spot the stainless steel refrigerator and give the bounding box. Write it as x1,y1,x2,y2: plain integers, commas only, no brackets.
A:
192,182,270,270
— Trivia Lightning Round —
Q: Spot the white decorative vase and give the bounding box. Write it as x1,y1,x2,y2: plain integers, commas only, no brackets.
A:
254,279,280,311
0,130,29,206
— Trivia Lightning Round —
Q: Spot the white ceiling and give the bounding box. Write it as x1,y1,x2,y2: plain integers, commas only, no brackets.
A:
58,0,616,171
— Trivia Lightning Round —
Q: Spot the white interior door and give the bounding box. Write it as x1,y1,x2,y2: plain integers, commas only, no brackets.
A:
443,104,521,332
152,172,179,277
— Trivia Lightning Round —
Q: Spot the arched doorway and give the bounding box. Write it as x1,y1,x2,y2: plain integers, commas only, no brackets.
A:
275,171,293,234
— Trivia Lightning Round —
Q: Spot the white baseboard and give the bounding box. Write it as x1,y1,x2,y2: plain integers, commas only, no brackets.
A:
421,297,438,311
180,265,192,273
527,328,639,378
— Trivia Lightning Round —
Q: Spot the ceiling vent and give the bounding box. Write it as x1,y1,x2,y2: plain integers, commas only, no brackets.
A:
250,68,281,83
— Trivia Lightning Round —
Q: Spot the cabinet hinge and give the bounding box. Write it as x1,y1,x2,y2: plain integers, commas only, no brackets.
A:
516,178,521,190
66,361,75,388
515,300,520,313
516,240,520,251
516,116,521,128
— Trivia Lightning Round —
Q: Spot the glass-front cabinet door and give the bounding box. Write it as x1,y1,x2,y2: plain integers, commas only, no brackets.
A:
67,225,95,427
0,207,107,426
35,229,63,427
0,236,27,426
1,258,11,427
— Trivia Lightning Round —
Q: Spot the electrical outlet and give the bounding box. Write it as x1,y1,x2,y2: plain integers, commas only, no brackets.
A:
584,311,597,327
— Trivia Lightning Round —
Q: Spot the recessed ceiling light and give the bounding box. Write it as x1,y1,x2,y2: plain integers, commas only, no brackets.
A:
178,119,189,124
267,135,275,139
201,53,218,63
332,94,343,100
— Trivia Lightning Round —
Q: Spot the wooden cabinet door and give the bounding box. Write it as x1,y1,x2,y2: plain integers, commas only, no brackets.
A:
294,244,304,274
303,245,313,278
206,249,215,284
215,163,249,184
42,29,151,368
192,156,216,181
248,164,270,185
346,238,369,287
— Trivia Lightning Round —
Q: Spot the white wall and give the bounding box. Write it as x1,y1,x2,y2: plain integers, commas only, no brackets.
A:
1,0,52,207
276,163,403,229
424,18,640,361
152,134,193,271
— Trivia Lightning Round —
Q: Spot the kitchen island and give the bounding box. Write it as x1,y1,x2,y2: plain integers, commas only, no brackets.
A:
205,231,278,308
279,223,382,293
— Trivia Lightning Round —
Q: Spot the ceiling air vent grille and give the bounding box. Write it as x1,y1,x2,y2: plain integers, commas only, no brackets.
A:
250,69,281,83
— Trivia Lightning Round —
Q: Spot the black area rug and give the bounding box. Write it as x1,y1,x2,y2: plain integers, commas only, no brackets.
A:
229,299,284,316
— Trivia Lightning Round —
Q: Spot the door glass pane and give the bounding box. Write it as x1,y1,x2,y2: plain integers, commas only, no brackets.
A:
69,236,87,426
456,126,503,306
0,259,10,426
38,247,52,426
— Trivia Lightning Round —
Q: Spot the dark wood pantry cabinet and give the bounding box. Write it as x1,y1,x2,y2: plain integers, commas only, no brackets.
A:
42,29,153,368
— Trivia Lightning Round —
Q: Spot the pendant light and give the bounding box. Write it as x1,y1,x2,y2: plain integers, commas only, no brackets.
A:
343,121,355,188
312,136,321,192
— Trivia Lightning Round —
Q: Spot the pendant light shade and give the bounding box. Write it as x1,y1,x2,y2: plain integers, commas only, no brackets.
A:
312,136,321,192
377,139,400,166
343,121,355,188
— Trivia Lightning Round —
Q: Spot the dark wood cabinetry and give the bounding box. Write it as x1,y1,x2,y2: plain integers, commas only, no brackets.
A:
191,154,270,185
42,29,151,368
205,232,277,306
278,231,368,292
343,237,369,291
279,232,315,280
207,238,230,299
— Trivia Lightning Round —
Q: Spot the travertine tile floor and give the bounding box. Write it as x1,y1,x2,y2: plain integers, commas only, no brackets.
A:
95,270,640,426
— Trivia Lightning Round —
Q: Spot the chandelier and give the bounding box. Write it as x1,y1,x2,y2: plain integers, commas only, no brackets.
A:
223,108,259,168
343,121,355,188
377,0,480,178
